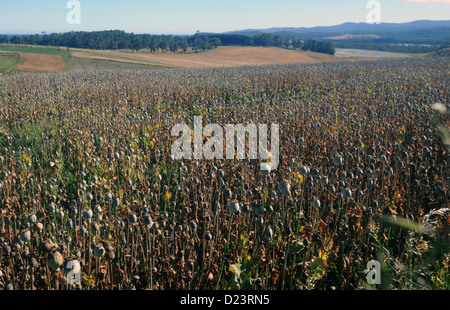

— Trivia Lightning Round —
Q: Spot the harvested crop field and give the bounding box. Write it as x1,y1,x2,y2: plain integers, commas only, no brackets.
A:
70,46,338,68
68,57,169,71
335,48,412,59
13,53,67,73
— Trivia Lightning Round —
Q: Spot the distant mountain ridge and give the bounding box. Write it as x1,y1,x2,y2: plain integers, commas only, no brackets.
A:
225,20,450,35
224,20,450,43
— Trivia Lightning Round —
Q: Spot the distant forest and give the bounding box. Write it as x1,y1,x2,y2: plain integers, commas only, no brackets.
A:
0,30,336,55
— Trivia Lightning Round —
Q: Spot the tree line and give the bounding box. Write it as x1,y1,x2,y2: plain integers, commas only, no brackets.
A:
0,30,336,55
0,31,218,53
199,33,335,55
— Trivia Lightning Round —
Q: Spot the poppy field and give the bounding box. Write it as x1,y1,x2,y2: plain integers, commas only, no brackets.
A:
0,57,448,290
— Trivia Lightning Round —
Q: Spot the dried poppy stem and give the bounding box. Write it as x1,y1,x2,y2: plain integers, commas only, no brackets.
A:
88,219,92,275
215,213,233,289
109,260,113,290
242,210,276,289
295,178,306,235
145,225,152,289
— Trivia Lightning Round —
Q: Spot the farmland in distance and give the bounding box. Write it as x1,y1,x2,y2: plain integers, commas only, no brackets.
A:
0,44,403,74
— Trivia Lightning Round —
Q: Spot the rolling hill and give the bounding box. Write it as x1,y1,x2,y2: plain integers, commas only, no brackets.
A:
1,44,412,74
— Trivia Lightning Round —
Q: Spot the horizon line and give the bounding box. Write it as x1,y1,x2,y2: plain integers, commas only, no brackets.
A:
2,18,449,36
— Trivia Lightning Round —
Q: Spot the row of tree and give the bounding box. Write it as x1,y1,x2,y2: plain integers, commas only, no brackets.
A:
180,33,335,55
0,30,336,55
0,31,219,53
301,39,336,55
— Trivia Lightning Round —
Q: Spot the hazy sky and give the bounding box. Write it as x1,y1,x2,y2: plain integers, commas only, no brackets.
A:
0,0,449,34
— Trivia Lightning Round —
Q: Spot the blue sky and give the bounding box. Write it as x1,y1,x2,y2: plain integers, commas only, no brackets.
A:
0,0,449,34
